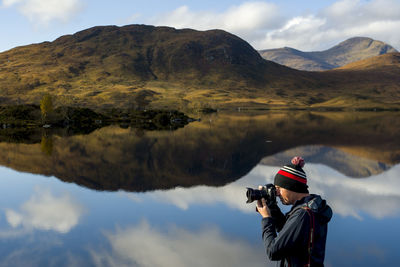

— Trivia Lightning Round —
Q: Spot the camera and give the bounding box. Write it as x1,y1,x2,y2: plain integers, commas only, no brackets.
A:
246,183,277,206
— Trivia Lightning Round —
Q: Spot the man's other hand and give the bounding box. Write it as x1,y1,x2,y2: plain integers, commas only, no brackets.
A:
256,187,271,218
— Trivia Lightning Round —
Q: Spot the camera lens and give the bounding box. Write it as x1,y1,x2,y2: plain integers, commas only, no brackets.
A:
246,188,254,203
246,188,265,203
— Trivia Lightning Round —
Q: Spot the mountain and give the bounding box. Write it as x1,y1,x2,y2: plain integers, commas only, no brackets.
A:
0,25,399,110
0,24,306,109
258,47,334,71
259,37,398,71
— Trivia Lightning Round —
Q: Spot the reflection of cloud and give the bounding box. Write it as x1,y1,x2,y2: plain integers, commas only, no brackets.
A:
129,163,400,219
5,188,84,233
90,220,267,267
147,185,250,211
0,238,85,267
330,243,387,265
0,228,31,239
306,164,400,219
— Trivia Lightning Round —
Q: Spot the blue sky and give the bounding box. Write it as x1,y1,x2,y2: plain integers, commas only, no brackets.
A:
1,0,399,53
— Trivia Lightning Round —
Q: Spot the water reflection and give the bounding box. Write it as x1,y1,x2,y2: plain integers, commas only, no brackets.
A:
0,160,399,266
5,188,84,233
130,162,400,219
0,111,400,266
261,145,391,177
91,220,266,267
0,111,399,192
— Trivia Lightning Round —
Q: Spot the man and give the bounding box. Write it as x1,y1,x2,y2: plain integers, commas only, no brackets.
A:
256,156,332,267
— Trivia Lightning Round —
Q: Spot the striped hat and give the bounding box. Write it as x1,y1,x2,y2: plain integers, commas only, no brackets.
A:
274,156,309,193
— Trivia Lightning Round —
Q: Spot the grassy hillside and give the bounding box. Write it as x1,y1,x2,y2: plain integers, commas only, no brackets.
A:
309,53,400,109
337,52,400,70
0,25,310,109
0,25,399,110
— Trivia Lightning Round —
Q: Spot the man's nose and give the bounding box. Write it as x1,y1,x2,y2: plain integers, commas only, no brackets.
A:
275,186,281,196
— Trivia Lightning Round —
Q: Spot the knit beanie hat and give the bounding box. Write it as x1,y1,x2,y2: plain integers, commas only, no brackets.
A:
274,156,309,193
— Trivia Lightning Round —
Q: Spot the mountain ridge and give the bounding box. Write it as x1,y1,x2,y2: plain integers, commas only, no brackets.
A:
0,24,308,109
0,25,399,110
259,37,398,71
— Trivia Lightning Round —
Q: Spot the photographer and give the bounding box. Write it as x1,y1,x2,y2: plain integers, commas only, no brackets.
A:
256,157,332,267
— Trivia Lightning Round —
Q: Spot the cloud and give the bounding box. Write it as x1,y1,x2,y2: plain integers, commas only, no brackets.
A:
123,161,400,220
2,0,83,25
257,0,400,50
256,15,328,50
117,13,142,26
305,163,400,219
90,221,268,267
149,0,400,51
150,2,282,45
5,188,84,233
2,0,21,6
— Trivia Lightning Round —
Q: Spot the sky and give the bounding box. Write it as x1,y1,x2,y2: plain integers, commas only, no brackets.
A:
1,0,400,53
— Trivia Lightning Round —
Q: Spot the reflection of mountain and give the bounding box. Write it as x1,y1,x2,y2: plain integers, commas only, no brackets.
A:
260,146,390,178
0,111,399,192
141,163,400,219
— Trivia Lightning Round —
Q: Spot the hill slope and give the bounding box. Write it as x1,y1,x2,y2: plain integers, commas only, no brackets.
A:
338,52,400,70
259,37,398,71
0,25,399,110
0,24,306,109
308,52,400,109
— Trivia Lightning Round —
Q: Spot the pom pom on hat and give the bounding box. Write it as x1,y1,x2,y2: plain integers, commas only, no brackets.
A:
291,156,305,168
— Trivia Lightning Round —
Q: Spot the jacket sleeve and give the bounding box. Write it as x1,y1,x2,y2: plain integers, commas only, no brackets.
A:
261,209,310,261
268,203,286,232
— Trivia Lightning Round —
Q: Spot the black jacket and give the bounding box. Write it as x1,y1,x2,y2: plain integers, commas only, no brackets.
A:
261,194,332,267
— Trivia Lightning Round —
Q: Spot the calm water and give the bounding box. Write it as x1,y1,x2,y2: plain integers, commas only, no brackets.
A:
0,111,399,267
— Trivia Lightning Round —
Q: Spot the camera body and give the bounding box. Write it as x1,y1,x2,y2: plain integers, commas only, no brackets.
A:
246,183,277,206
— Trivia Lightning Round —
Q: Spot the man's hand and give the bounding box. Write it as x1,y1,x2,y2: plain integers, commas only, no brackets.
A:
256,198,271,218
256,186,271,218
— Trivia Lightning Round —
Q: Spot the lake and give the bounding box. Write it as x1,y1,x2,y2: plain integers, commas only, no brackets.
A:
0,111,399,267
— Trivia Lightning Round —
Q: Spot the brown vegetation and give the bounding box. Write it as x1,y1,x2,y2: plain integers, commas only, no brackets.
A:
0,25,399,110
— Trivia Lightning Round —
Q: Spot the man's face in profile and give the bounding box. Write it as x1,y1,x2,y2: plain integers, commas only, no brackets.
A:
275,185,293,205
